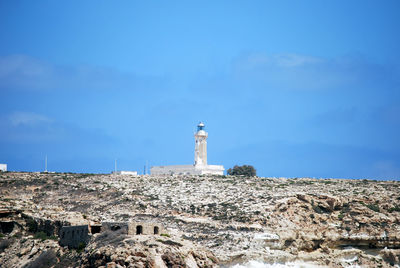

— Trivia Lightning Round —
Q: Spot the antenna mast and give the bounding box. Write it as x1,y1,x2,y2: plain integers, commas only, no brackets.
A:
45,155,48,172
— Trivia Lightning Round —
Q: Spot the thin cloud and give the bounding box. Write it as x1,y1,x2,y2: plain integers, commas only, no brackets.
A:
0,55,55,91
0,54,167,93
8,111,53,126
231,53,396,91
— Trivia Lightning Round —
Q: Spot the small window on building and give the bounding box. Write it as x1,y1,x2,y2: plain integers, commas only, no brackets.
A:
136,225,143,235
154,226,159,235
91,225,101,234
72,230,74,237
62,231,65,239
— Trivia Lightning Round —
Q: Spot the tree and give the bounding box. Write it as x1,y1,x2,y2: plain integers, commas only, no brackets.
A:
227,165,256,177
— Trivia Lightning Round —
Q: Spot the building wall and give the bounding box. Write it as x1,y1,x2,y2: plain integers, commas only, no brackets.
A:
150,164,224,175
101,222,129,234
0,164,7,172
102,222,164,235
195,133,208,166
58,222,164,247
128,222,165,235
59,225,89,248
197,165,224,175
151,165,200,175
112,171,138,175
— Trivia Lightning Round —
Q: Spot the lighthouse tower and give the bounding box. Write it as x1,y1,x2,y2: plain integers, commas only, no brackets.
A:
150,121,224,175
194,122,208,166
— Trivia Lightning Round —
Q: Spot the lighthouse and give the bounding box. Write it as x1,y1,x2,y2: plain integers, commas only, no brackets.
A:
150,122,224,175
194,122,207,166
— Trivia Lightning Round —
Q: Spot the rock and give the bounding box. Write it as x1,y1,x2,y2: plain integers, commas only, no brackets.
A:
297,194,311,203
18,246,31,257
105,262,117,268
1,172,400,268
381,249,399,266
29,246,39,257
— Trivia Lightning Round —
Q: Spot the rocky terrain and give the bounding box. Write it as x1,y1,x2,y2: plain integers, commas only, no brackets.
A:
1,172,400,267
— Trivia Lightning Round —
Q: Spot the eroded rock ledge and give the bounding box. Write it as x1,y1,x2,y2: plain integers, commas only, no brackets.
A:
0,172,399,267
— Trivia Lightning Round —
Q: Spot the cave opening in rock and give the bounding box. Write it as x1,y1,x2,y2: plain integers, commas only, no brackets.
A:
0,221,14,233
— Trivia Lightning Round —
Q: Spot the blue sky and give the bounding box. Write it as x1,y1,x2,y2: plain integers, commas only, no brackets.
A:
1,1,399,179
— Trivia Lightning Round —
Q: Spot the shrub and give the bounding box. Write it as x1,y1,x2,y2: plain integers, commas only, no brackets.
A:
76,242,86,253
27,218,38,233
366,204,380,213
34,231,48,241
33,231,57,241
388,206,400,213
227,165,256,177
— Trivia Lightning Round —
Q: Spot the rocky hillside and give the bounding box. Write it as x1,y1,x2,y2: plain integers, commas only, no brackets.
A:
1,172,400,267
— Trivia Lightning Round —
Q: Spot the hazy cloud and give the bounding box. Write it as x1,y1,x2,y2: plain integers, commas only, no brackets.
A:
231,53,397,91
0,54,167,93
8,111,53,126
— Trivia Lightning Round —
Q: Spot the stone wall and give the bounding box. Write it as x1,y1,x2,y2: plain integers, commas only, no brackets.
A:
59,225,89,248
101,222,129,234
102,221,164,235
127,222,165,235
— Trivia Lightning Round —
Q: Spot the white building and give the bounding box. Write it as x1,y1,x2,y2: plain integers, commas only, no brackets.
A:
151,122,224,175
112,171,138,175
0,164,7,172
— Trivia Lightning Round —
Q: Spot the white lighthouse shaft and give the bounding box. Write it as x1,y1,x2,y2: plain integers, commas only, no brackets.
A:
194,122,208,166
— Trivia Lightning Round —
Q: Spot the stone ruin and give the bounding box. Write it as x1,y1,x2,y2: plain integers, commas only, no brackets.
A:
59,221,165,248
102,221,164,235
59,225,89,248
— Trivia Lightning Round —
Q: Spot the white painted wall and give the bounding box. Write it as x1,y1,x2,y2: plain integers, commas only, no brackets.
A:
113,171,137,175
150,164,224,176
0,164,7,172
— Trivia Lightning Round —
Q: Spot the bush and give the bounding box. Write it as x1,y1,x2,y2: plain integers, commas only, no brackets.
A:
76,242,86,253
27,218,38,233
388,206,400,213
227,165,256,177
33,231,57,241
366,204,380,213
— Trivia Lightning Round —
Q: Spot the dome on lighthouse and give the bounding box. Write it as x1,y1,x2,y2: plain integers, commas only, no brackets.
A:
196,122,207,136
